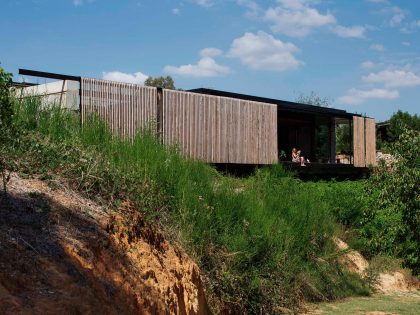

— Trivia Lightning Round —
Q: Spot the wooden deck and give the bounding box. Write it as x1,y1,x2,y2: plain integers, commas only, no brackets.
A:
281,162,369,179
213,162,369,179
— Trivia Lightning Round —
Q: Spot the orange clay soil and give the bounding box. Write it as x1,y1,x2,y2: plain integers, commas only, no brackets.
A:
0,173,211,315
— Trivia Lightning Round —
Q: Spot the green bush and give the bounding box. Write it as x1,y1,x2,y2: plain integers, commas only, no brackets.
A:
358,127,420,274
0,66,14,191
387,111,420,143
0,66,13,130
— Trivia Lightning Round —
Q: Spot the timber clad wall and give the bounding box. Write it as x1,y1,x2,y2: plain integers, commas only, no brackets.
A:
365,118,377,166
80,78,278,164
81,78,157,137
353,116,377,167
162,90,278,164
353,116,366,167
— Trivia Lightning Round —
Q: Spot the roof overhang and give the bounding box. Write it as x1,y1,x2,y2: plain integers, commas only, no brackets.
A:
189,88,359,119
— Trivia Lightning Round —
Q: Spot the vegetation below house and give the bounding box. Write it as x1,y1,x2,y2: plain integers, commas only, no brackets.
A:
0,68,418,313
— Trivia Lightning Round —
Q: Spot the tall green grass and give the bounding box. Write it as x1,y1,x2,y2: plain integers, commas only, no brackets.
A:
2,96,369,313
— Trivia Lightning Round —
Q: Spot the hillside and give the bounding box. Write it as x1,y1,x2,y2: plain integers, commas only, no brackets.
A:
0,173,210,314
0,74,419,313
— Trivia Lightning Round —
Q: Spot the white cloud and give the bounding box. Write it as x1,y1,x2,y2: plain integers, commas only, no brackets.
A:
379,6,406,27
72,0,94,6
228,31,303,71
338,88,399,105
172,8,180,15
402,41,411,46
164,48,230,77
370,43,385,51
361,61,376,69
264,0,336,37
333,25,365,38
195,0,214,8
363,69,420,88
200,48,223,58
390,11,405,27
367,0,389,3
412,20,420,28
102,71,148,85
236,0,261,18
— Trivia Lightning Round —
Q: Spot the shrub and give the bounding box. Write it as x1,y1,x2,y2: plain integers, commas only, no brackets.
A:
0,66,13,129
0,66,14,191
358,126,420,274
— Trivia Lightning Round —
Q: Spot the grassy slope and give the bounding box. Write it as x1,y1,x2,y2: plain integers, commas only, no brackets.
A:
307,292,420,315
1,97,370,313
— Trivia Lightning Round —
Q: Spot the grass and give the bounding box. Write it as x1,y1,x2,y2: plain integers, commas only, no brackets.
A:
307,292,420,315
1,96,371,313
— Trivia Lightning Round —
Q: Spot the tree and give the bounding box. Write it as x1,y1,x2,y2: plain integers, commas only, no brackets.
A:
0,65,13,130
336,124,351,153
0,65,14,192
361,126,420,274
295,91,331,108
387,110,420,143
144,76,176,90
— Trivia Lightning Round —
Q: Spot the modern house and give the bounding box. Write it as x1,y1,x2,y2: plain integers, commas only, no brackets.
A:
14,69,377,175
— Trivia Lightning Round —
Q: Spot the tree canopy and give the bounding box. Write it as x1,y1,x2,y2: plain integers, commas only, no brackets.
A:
144,76,176,90
295,91,331,108
387,110,420,143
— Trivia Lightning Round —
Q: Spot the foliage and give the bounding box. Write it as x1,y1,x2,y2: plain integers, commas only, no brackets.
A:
315,124,330,162
357,127,420,274
295,91,331,108
0,65,14,192
387,110,420,143
0,66,13,131
0,95,370,313
336,124,351,153
144,76,176,89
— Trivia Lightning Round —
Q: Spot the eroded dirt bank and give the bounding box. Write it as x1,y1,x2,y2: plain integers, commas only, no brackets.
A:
0,173,211,315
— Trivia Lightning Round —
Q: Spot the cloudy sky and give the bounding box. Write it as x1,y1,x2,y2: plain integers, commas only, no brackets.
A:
1,0,420,121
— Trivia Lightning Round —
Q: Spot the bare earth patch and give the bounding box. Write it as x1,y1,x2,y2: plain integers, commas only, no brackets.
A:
302,239,420,315
0,173,210,315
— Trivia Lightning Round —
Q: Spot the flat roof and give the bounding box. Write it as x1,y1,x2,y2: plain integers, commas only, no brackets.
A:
189,88,359,119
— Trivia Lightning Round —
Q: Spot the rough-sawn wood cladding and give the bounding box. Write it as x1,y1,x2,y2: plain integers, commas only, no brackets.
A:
81,78,278,165
162,89,277,165
80,78,157,138
353,116,377,167
364,118,377,167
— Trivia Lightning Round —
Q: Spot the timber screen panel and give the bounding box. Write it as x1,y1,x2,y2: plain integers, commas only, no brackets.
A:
80,78,157,137
162,90,278,164
365,118,377,166
353,116,366,167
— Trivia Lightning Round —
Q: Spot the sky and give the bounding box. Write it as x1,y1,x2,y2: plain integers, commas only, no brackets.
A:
1,0,420,121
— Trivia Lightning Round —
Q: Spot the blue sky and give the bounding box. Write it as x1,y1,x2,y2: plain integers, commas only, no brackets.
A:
1,0,420,121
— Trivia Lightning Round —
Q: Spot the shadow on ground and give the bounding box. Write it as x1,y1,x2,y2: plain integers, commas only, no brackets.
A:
0,182,210,315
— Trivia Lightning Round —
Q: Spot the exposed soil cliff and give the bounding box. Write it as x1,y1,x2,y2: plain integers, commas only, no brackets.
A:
0,173,210,315
335,238,419,293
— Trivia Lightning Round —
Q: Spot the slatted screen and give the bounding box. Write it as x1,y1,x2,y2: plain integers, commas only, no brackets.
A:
80,78,157,137
365,118,377,166
162,90,278,164
353,116,366,167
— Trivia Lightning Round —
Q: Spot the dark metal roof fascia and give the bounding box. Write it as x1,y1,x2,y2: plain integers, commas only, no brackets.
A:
189,88,359,118
18,69,81,82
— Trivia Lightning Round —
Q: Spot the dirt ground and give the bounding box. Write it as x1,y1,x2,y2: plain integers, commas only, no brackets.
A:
0,173,210,315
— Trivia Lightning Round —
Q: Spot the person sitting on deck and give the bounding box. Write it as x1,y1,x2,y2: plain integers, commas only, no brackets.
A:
292,148,306,166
